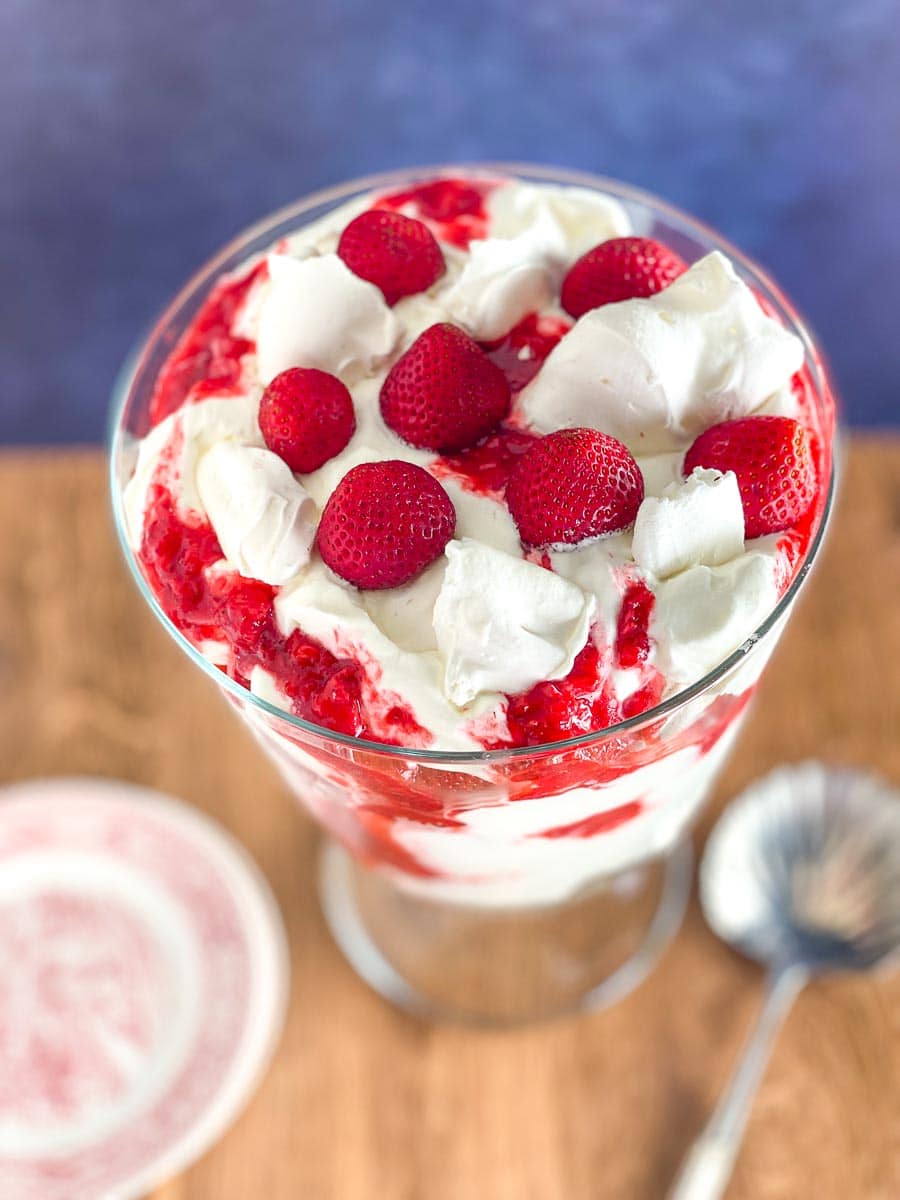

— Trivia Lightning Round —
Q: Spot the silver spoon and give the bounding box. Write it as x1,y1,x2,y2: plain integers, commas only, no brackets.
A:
669,761,900,1200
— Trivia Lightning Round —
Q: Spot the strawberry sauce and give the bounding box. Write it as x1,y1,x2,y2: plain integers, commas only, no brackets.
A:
150,261,267,428
139,484,428,745
374,178,495,248
615,581,655,669
481,312,571,393
432,425,538,497
430,313,569,497
127,175,835,888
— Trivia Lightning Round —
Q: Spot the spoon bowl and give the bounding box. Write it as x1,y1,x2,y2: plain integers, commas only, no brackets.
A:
702,761,900,973
670,762,900,1200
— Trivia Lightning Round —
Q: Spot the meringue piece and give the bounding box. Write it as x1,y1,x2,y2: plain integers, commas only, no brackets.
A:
433,539,596,707
632,468,745,580
652,552,778,686
256,253,400,384
122,393,264,546
196,442,317,585
441,224,558,340
275,569,491,750
519,251,804,453
487,182,631,260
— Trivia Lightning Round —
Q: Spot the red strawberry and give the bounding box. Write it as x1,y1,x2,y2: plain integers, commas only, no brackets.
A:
337,209,445,305
683,415,815,539
560,237,687,318
380,323,511,452
259,367,355,473
505,428,644,548
317,460,456,589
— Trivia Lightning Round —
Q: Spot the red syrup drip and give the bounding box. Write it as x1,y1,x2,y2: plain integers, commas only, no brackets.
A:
373,177,495,248
537,800,644,840
149,260,268,428
430,314,569,498
496,685,757,806
432,425,539,497
495,641,620,750
481,312,572,393
614,581,655,669
139,484,428,746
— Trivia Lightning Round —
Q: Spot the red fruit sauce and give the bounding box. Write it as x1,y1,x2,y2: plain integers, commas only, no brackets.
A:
430,313,570,497
131,175,833,879
140,484,427,746
615,581,655,669
150,261,268,428
374,178,494,248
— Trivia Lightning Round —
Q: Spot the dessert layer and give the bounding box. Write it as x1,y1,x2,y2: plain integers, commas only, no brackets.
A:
124,174,831,754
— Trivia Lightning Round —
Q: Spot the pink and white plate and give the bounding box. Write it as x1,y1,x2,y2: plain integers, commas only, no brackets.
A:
0,777,288,1200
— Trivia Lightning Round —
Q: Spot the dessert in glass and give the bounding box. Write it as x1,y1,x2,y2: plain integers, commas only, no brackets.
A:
111,165,836,1023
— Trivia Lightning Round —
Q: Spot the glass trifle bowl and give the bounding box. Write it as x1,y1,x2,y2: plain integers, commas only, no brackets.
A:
110,164,836,1023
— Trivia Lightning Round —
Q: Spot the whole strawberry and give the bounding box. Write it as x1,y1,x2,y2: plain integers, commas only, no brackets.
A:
337,209,445,306
560,237,687,319
259,367,355,473
683,415,815,538
505,427,644,548
317,460,456,589
380,323,511,452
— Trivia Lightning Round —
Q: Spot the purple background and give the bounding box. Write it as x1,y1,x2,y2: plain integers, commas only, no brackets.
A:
3,0,898,443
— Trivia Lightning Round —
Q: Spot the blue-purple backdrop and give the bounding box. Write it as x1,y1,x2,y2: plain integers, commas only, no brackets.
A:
3,0,897,442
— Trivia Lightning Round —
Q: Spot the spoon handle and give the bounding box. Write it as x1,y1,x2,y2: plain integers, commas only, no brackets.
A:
668,963,807,1200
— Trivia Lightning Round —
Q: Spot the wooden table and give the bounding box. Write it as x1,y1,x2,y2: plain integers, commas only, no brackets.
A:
1,441,898,1200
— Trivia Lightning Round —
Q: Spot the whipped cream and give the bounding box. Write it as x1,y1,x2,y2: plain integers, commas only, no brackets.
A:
632,467,744,580
274,569,495,749
432,539,596,706
486,182,630,258
652,552,779,687
123,393,264,544
256,253,400,384
442,184,629,340
130,176,811,753
125,172,829,910
196,443,318,586
520,251,804,453
441,229,557,341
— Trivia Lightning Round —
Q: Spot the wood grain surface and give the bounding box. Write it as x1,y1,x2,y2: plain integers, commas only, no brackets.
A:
0,440,898,1200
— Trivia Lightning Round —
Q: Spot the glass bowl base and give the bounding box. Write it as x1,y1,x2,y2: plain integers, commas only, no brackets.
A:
318,837,693,1026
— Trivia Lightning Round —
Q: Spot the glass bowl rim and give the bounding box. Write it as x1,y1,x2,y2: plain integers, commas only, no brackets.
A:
109,160,837,765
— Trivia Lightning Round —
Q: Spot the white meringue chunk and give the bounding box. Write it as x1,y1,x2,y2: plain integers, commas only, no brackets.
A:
652,552,779,686
256,253,400,384
632,467,745,580
275,569,492,749
196,442,318,585
441,230,555,341
487,181,631,259
519,251,804,453
432,539,596,707
122,393,264,546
